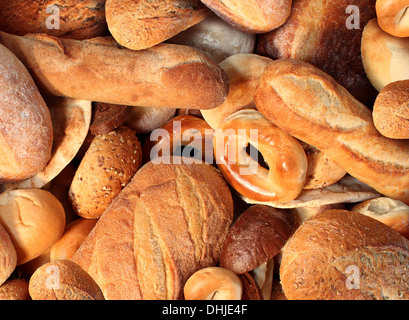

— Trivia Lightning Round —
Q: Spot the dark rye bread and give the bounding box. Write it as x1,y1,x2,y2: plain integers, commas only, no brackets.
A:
0,0,108,40
90,102,131,135
256,0,378,106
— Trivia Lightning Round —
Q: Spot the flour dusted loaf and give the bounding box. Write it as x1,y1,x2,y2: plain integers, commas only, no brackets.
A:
72,160,234,299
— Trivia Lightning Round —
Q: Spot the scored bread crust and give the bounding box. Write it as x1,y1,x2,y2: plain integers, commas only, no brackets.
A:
0,43,53,182
0,32,229,110
72,160,234,300
254,58,409,205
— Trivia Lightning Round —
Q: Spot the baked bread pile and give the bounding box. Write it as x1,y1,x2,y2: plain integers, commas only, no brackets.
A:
0,0,409,301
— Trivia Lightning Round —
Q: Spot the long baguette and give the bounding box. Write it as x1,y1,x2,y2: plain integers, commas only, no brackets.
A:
0,32,229,110
254,58,409,205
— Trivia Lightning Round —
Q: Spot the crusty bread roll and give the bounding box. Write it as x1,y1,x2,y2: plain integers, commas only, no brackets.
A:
50,218,98,261
0,279,30,300
29,260,104,300
200,0,292,33
0,189,65,265
168,12,256,63
214,109,308,202
373,80,409,139
361,18,409,92
201,54,273,129
1,97,91,191
0,224,17,286
256,0,378,105
69,126,142,219
125,106,177,135
0,43,53,183
280,209,409,300
376,0,409,37
90,102,131,136
106,0,210,50
0,32,229,110
300,141,346,190
352,197,409,239
0,0,108,40
254,58,409,205
72,160,234,300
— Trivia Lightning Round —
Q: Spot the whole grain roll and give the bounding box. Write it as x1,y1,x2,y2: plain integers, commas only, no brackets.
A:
72,159,234,300
280,209,409,300
0,189,66,265
0,0,108,40
0,43,53,182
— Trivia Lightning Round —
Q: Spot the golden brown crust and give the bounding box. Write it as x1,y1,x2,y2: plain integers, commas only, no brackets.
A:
28,260,104,300
126,107,177,135
373,80,409,139
361,18,409,92
254,58,409,205
0,43,53,183
0,32,229,110
201,53,273,129
256,0,378,106
106,0,210,50
200,0,292,33
215,109,308,202
0,224,17,286
0,0,108,40
280,210,409,300
50,218,98,261
69,126,142,219
0,279,30,300
376,0,409,37
0,189,66,266
72,160,234,300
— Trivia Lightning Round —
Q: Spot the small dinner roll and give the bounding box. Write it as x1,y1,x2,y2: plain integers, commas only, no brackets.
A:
0,224,17,286
373,80,409,139
376,0,409,37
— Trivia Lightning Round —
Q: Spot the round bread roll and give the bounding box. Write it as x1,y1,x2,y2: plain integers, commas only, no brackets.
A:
125,106,177,135
214,109,308,202
168,12,256,63
0,189,66,265
0,43,53,182
376,0,409,37
201,54,272,129
29,260,104,300
50,218,98,261
69,126,142,219
0,279,30,300
280,209,409,300
373,80,409,139
361,18,409,92
184,267,243,300
0,224,17,286
352,197,409,239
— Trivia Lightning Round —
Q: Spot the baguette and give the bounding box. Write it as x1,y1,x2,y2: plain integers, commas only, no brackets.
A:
254,58,409,205
0,32,229,110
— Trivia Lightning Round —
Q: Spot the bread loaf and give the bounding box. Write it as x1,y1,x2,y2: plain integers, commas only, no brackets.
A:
72,160,234,300
256,0,378,105
0,224,17,286
0,279,30,300
372,80,409,139
0,43,53,182
254,58,409,205
69,126,142,219
106,0,210,50
200,0,292,33
361,18,409,92
0,32,229,110
0,0,108,40
280,210,409,300
376,0,409,37
90,102,131,136
0,189,65,265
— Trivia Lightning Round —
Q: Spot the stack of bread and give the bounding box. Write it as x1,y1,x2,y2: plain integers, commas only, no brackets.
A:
0,0,409,301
